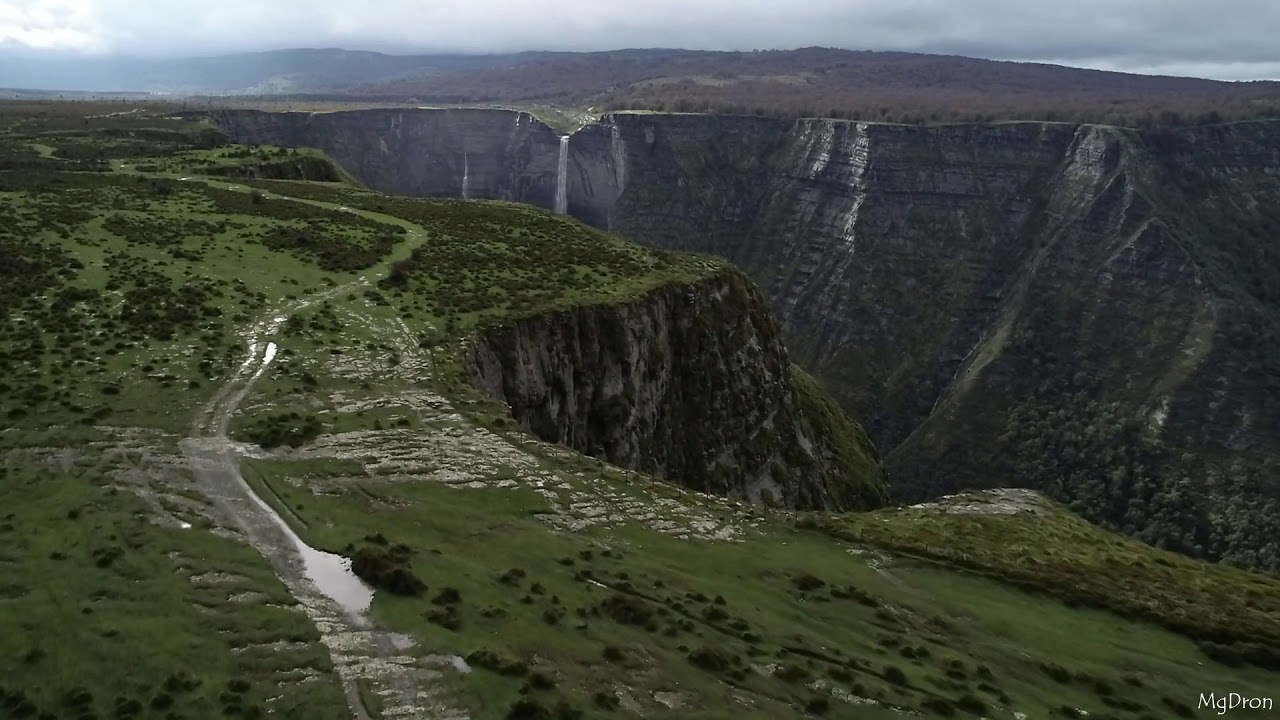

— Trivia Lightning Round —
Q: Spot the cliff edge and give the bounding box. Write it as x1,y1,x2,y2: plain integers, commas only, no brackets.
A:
463,267,885,511
352,196,886,511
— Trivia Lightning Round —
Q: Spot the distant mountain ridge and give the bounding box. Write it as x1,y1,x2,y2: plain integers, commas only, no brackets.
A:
4,47,1280,125
0,48,489,94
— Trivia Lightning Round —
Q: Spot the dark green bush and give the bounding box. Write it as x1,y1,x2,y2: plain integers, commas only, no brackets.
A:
350,544,425,596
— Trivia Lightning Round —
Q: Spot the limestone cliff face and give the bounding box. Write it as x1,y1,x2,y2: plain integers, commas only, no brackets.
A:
462,268,886,512
580,116,1280,568
569,118,1277,461
215,108,564,205
215,108,1280,567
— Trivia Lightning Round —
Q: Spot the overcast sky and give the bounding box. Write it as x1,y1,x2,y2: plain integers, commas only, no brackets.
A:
2,0,1278,80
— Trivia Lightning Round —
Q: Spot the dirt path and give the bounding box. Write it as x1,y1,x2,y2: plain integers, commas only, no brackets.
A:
179,183,468,720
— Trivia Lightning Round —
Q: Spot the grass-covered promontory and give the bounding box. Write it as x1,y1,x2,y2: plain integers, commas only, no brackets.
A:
225,179,885,511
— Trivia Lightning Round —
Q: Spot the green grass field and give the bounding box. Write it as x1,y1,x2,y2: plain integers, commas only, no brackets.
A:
238,451,1280,719
0,465,349,720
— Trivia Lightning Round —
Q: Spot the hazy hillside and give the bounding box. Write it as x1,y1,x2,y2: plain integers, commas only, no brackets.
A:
357,47,1280,126
0,48,489,94
5,47,1280,125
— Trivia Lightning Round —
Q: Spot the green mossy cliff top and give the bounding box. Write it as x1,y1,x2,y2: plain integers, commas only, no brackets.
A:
372,196,725,331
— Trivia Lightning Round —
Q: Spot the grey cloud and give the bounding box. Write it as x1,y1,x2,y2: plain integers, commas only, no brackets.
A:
1,0,1278,79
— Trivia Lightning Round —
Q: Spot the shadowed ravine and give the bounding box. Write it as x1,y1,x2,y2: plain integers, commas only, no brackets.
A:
179,181,469,720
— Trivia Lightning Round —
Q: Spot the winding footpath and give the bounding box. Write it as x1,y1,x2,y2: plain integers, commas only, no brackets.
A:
179,183,468,720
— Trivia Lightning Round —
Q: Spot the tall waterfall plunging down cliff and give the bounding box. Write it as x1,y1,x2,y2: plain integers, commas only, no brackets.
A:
554,135,569,214
461,151,470,200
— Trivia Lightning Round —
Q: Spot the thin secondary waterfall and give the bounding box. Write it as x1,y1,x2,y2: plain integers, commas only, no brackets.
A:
461,152,470,200
554,135,569,214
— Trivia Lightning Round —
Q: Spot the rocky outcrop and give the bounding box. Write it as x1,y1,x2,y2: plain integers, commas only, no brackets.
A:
462,267,886,512
215,107,1280,568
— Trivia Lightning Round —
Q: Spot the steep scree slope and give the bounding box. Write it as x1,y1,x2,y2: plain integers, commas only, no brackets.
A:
216,108,1280,569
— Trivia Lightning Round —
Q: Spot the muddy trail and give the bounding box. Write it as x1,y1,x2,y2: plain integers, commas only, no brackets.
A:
179,182,468,720
170,181,763,718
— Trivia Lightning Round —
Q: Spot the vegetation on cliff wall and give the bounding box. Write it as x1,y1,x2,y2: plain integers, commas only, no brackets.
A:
788,366,885,508
886,125,1280,571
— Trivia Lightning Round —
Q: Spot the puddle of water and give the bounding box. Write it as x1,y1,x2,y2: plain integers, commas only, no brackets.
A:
242,480,374,621
298,545,374,620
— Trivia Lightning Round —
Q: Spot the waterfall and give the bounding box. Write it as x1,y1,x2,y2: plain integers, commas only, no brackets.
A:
461,152,470,200
608,125,627,231
554,135,569,214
